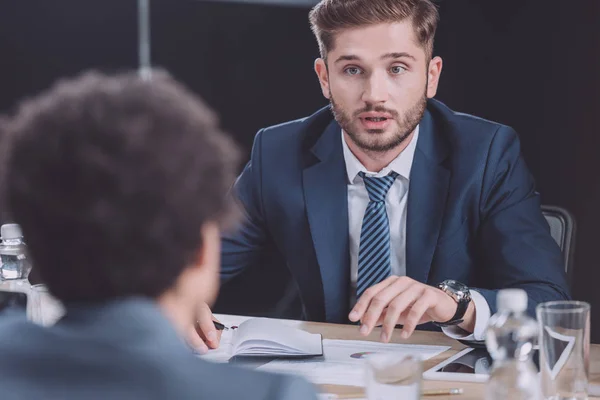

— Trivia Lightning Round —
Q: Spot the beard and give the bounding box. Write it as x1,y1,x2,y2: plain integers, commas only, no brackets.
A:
330,88,427,153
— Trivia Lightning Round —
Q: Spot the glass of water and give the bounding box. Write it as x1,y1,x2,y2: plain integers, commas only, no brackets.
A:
29,284,64,326
537,301,590,400
365,353,422,400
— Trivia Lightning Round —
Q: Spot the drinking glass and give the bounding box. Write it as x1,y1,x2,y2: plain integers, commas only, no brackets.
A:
537,301,590,400
365,353,422,400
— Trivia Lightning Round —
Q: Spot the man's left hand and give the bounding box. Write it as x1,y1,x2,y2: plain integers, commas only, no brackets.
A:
348,276,476,342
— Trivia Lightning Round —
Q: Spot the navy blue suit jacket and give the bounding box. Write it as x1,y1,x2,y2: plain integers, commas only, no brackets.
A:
221,99,570,324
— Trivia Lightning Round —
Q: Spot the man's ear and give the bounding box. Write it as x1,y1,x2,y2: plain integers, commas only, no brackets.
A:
188,222,221,306
195,222,221,271
314,58,331,99
426,56,443,98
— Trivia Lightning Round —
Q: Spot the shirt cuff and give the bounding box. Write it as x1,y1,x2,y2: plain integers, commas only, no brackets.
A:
441,290,491,341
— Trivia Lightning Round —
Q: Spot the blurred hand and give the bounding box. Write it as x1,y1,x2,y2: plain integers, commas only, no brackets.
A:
348,276,475,342
186,302,222,354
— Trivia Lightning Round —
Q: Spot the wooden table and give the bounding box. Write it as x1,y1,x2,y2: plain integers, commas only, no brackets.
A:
289,319,600,400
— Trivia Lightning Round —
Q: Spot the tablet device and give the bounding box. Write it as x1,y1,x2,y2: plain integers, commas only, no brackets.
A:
423,347,539,383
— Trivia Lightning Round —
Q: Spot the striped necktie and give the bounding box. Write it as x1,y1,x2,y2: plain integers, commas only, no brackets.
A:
356,171,399,299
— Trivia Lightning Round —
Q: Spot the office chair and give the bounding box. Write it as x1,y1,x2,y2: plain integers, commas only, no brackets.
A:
541,205,576,284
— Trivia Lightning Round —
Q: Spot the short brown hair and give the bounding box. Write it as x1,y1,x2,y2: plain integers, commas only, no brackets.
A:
309,0,439,60
2,70,239,303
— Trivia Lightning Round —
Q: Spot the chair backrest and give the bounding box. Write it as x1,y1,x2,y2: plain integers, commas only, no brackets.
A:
541,205,576,281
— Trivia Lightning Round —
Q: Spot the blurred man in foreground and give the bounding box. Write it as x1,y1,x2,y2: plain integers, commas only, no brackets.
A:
0,70,317,400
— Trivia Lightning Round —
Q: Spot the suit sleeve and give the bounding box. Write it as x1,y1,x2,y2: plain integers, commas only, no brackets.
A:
472,126,571,317
220,129,269,283
273,375,319,400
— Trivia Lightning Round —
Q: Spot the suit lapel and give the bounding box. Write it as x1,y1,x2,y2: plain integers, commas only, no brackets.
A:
406,109,451,284
302,119,350,323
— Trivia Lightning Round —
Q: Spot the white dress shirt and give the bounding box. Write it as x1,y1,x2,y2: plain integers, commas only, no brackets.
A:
342,127,490,341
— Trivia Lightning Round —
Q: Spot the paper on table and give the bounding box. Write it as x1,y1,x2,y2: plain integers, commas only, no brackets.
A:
198,329,234,363
198,317,322,361
317,395,336,400
232,318,322,357
213,314,304,330
258,339,450,386
588,383,600,397
199,315,276,364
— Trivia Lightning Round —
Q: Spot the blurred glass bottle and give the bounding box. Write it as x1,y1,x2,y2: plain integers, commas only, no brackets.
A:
485,288,541,400
0,223,32,291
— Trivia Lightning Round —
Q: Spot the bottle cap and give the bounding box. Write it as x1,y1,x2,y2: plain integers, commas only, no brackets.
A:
497,288,528,313
1,224,23,240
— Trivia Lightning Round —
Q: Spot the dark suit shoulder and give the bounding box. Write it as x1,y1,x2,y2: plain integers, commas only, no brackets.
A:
427,99,520,159
429,99,514,139
260,115,311,136
256,106,333,154
452,111,507,132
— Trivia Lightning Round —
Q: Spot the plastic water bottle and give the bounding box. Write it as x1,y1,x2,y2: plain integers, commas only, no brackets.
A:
485,288,541,400
0,223,32,289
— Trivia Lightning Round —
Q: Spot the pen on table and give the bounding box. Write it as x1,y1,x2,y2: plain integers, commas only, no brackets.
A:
331,388,463,399
422,388,464,396
212,321,229,331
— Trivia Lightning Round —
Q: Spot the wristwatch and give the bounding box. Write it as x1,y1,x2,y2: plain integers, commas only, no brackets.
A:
434,280,471,327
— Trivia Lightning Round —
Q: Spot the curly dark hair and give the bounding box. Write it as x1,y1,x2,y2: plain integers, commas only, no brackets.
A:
2,70,239,303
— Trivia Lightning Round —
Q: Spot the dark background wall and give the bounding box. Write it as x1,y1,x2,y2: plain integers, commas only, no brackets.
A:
1,0,599,339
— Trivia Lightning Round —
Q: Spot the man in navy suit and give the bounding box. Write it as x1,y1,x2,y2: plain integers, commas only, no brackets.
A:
194,0,570,349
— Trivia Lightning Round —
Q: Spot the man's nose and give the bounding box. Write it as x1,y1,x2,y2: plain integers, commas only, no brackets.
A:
361,71,389,104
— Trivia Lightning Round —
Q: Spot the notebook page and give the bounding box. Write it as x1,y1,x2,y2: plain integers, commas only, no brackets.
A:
232,318,322,356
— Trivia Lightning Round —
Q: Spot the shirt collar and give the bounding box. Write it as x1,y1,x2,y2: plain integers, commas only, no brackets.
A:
341,125,419,184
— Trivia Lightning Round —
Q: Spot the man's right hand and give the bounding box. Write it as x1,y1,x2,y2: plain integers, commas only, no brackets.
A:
187,302,222,354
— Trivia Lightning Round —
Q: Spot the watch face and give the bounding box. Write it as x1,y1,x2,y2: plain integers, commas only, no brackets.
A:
443,280,470,301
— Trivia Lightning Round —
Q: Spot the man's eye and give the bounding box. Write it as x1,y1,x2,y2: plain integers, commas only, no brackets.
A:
344,67,362,75
390,66,406,74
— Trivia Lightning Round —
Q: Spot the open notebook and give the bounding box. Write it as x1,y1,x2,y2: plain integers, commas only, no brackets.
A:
226,318,323,358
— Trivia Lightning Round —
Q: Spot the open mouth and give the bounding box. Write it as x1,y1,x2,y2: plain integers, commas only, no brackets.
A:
360,116,391,130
